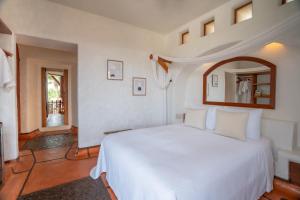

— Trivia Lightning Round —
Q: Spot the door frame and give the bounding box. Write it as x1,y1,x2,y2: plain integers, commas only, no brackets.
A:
16,44,21,134
41,68,69,127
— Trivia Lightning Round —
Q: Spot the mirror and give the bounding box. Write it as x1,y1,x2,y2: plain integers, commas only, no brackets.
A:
203,56,276,109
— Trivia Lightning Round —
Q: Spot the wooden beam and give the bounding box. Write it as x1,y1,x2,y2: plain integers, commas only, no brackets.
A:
149,54,172,73
50,74,61,86
158,59,169,73
2,49,13,57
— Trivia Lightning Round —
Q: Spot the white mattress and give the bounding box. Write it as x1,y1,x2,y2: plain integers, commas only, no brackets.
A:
90,124,274,200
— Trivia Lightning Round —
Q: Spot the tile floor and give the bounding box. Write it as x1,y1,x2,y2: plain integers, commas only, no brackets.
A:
0,133,100,200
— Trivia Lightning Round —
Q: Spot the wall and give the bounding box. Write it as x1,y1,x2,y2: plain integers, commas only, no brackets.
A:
0,0,166,156
18,45,77,133
163,0,300,149
164,0,300,56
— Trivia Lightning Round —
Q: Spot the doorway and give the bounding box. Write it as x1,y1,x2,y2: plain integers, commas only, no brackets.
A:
42,68,68,128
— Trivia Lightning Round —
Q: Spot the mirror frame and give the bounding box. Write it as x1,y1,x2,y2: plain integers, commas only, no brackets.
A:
203,56,276,109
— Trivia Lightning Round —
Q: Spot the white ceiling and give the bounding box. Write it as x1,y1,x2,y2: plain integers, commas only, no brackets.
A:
47,0,229,33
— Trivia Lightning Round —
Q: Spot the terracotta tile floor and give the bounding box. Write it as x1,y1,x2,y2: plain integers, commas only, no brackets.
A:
22,158,97,195
1,132,299,200
0,133,100,200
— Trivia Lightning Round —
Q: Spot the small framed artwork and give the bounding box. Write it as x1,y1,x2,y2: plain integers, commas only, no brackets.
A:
212,74,218,87
132,77,146,96
107,60,123,80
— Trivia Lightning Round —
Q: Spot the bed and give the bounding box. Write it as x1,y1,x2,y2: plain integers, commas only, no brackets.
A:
90,124,274,200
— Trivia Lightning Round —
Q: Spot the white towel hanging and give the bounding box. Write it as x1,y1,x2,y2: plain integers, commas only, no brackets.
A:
0,48,15,88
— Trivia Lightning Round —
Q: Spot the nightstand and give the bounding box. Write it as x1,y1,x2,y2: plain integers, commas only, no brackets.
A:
276,149,300,186
290,161,300,186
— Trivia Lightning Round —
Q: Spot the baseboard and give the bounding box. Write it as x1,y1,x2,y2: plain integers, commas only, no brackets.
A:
19,129,40,140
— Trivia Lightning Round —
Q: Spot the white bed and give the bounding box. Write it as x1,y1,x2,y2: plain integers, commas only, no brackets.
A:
90,124,274,200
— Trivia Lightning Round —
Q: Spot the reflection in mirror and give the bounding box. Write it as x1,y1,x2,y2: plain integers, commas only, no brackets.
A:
204,57,276,109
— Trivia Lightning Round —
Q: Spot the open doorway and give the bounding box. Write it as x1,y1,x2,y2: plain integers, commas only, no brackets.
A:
16,35,78,153
42,68,68,127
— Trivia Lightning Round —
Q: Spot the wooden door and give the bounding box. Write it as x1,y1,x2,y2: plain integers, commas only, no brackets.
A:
41,68,47,127
62,70,68,125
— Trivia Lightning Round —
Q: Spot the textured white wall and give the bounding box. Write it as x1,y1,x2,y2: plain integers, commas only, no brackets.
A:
164,0,300,56
0,0,166,155
164,0,300,148
18,45,77,133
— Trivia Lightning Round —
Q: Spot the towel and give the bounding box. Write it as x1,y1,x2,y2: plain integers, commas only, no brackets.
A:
0,48,15,88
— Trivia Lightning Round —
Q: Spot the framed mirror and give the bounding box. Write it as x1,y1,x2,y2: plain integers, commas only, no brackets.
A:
203,56,276,109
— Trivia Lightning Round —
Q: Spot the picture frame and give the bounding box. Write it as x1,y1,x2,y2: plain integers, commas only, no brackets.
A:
212,74,218,87
132,77,146,96
107,60,123,80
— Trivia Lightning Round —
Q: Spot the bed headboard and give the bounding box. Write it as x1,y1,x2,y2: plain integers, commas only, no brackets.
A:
262,118,296,155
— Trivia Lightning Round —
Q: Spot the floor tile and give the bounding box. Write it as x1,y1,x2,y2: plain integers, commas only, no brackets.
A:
0,171,28,200
22,157,97,195
34,147,69,162
12,154,34,173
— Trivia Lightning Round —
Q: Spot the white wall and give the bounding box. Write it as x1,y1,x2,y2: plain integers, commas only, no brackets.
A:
164,0,300,149
164,0,300,56
0,0,166,155
18,44,78,133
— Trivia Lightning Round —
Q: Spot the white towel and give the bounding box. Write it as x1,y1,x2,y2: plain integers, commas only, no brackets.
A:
0,48,15,88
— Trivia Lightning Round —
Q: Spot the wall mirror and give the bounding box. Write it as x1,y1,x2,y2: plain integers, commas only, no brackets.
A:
203,56,276,109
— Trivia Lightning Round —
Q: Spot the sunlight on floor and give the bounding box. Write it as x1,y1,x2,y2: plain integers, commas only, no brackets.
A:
47,114,64,127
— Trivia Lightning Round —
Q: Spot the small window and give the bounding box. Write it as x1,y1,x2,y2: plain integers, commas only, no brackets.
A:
234,2,253,24
203,20,215,36
180,31,189,45
282,0,295,4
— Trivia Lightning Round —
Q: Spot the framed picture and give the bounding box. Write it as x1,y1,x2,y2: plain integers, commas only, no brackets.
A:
212,74,218,87
132,77,146,96
107,60,123,80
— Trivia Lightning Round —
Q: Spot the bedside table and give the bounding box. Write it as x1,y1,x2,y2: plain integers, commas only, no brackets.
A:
290,161,300,186
276,149,300,186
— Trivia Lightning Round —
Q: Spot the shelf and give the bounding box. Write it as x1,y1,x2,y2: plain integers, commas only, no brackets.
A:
254,95,271,98
253,83,271,86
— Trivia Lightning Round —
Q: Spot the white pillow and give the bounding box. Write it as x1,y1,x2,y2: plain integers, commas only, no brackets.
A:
206,106,218,130
184,109,207,129
215,109,249,141
223,107,263,140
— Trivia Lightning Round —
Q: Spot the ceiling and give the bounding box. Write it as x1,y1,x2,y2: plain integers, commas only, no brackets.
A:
47,0,229,33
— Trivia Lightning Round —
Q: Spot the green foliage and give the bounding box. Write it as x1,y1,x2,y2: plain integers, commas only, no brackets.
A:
48,88,60,101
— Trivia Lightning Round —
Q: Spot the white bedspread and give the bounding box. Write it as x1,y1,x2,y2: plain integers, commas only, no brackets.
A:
90,125,274,200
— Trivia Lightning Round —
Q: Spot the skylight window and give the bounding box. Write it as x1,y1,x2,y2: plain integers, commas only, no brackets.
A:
203,20,215,36
180,30,189,45
234,2,253,24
